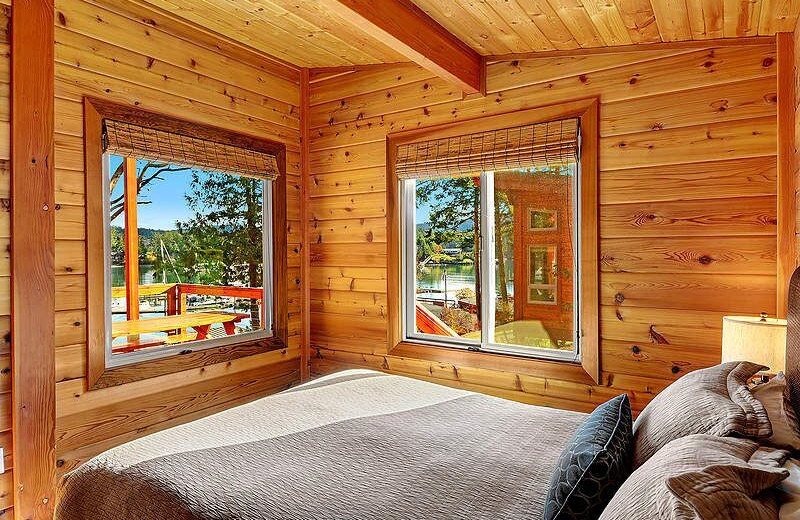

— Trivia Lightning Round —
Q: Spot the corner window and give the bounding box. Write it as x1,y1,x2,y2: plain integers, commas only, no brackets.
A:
84,98,288,388
105,155,273,367
398,118,580,360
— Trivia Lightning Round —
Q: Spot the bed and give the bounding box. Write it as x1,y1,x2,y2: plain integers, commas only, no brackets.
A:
58,268,800,520
57,370,586,519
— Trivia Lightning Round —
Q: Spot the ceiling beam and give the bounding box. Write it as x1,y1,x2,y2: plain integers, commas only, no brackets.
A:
324,0,484,94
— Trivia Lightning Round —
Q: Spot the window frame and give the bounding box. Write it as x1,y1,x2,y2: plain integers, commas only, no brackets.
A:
387,99,600,384
84,97,289,390
528,208,557,231
527,244,558,306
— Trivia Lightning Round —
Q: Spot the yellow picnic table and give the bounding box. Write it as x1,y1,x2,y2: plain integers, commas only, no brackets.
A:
112,311,247,341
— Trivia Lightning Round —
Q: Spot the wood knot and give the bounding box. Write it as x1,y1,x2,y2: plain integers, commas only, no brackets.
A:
614,293,625,304
578,74,587,84
762,57,775,68
631,345,641,354
671,366,681,374
698,255,713,265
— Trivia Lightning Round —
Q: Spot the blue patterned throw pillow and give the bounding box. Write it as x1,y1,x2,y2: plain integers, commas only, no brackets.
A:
543,394,634,520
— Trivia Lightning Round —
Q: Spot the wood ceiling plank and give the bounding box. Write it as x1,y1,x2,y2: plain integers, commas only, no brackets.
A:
138,0,352,66
458,0,553,53
514,0,582,50
410,0,499,54
612,0,662,43
324,0,484,94
582,0,635,46
546,0,607,47
723,0,762,37
237,0,390,65
650,0,693,41
265,0,406,63
685,0,724,39
484,0,559,52
758,0,800,33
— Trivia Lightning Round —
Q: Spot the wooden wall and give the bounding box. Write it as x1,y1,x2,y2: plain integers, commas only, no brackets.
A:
308,43,779,413
0,1,10,515
52,0,303,470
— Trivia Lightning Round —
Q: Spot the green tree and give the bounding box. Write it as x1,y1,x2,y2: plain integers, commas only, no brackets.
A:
417,177,481,319
178,171,264,329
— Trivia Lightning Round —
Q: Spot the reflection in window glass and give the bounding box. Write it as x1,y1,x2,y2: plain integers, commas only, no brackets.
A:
412,175,481,341
108,155,270,359
529,209,557,230
528,245,557,303
492,168,575,353
403,167,578,357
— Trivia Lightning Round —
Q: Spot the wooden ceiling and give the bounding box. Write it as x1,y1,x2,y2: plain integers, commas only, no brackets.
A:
412,0,799,55
133,0,800,67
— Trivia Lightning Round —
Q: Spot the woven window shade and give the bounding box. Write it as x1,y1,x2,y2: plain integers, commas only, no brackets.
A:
103,119,280,180
396,118,579,180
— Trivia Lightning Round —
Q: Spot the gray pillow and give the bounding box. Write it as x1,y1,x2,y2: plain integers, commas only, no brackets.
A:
632,361,772,467
599,434,790,520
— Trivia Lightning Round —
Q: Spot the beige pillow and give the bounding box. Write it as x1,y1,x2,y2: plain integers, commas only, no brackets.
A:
599,435,790,520
751,373,800,450
632,361,772,467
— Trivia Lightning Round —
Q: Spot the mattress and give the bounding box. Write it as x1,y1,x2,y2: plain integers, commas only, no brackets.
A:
57,369,586,520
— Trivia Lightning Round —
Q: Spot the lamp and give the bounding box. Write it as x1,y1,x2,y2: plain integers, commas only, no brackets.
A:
721,313,786,374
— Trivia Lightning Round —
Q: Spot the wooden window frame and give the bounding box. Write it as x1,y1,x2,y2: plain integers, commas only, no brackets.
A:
84,98,289,390
387,99,600,384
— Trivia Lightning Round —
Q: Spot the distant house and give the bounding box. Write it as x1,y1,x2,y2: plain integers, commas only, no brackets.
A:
442,247,462,255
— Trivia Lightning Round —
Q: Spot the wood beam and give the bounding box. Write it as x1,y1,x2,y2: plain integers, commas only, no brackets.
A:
777,32,796,317
11,0,56,518
324,0,483,95
300,68,311,382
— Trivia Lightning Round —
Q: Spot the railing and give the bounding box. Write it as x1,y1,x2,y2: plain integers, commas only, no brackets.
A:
111,283,264,353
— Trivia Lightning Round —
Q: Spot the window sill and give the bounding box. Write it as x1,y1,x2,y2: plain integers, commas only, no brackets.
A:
390,340,597,386
90,335,289,390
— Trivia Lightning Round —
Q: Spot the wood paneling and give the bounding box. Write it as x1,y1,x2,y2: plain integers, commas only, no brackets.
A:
308,42,778,413
778,32,796,316
11,0,55,519
0,2,9,515
51,0,303,471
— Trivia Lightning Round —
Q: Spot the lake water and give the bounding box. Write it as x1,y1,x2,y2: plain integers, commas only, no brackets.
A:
111,265,180,286
417,263,514,296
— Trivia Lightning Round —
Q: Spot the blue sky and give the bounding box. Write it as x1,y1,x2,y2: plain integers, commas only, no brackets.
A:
110,156,197,230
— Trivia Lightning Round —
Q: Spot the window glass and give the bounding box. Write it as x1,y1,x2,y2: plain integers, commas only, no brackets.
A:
403,166,578,359
107,155,271,361
529,209,557,230
412,175,482,341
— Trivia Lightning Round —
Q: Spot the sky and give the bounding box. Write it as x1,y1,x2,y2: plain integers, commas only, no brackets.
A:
110,155,198,230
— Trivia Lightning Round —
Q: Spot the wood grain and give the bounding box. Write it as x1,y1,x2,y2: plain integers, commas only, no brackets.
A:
11,0,56,518
308,42,778,410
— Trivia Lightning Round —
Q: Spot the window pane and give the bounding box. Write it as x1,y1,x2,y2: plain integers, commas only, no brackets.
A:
493,168,575,352
412,175,482,341
108,155,267,358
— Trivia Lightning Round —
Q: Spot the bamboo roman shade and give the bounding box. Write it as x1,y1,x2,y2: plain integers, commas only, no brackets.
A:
103,119,280,180
395,118,579,180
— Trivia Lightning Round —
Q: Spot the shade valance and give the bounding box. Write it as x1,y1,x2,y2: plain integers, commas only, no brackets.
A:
103,119,280,180
395,118,579,180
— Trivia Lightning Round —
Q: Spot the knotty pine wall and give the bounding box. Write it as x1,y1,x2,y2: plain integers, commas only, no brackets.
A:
308,44,779,414
52,0,302,471
0,1,11,515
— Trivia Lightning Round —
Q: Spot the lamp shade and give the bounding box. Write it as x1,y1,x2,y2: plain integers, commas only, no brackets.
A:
721,315,787,373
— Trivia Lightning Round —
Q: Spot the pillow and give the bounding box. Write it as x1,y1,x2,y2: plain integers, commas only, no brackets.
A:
632,361,772,467
752,373,800,450
599,434,790,520
543,394,633,520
